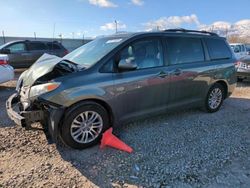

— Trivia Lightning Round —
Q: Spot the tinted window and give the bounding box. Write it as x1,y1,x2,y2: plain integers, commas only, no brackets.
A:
166,37,204,65
242,45,245,51
47,43,61,50
246,44,250,51
119,39,163,69
231,45,241,53
6,43,26,53
101,59,114,73
206,38,231,60
28,42,47,50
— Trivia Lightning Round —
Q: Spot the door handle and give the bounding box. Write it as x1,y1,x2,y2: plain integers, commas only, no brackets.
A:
157,71,168,78
172,69,182,76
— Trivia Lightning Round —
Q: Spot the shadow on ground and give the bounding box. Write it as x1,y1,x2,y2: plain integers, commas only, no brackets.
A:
0,70,249,187
54,97,250,187
236,79,250,88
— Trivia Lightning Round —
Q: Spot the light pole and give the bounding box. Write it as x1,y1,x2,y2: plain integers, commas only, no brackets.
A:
115,20,118,33
52,23,56,41
2,30,5,44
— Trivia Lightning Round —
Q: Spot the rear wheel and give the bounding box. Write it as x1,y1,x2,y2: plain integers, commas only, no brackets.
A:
204,83,225,113
60,102,110,149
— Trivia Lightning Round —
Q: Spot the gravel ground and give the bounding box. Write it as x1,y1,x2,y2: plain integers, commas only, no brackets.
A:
0,71,250,188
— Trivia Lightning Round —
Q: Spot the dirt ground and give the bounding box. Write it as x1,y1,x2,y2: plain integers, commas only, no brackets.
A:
0,71,250,188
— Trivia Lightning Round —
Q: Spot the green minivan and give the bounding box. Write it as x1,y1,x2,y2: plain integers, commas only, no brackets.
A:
6,29,236,149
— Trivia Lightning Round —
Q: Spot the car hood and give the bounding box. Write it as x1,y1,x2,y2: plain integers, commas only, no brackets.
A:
19,53,80,87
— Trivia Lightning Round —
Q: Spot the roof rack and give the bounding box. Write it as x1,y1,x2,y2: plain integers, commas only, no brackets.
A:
164,28,219,36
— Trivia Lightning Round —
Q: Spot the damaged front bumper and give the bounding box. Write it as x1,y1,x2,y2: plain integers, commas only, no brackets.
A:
6,93,64,142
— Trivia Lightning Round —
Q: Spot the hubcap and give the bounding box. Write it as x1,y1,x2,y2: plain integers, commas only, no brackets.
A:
208,88,222,109
70,111,103,144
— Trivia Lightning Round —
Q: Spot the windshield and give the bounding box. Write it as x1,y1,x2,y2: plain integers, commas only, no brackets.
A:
64,37,125,67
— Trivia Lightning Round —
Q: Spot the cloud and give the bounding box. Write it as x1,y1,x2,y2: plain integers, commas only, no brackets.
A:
131,0,144,6
199,19,250,37
199,21,231,31
88,0,117,8
144,14,200,31
100,21,127,31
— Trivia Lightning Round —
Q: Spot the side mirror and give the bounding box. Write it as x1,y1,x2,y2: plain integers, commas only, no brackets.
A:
0,48,11,54
118,57,137,71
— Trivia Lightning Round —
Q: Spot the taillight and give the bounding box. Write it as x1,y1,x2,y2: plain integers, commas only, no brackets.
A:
234,61,241,68
0,59,8,65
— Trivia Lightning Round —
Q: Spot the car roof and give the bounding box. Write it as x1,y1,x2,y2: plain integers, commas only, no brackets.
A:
0,40,62,49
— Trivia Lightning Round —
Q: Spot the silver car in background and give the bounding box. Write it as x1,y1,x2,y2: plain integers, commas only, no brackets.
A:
236,56,250,82
0,55,14,84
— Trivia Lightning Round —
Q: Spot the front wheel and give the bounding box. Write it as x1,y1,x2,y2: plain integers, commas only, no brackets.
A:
60,102,110,149
204,83,224,113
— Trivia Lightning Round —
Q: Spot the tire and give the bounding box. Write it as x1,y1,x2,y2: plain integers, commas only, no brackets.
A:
60,101,110,149
204,83,225,113
237,77,244,82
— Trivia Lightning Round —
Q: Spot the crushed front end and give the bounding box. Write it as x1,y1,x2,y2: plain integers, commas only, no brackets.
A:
6,88,64,141
6,54,80,141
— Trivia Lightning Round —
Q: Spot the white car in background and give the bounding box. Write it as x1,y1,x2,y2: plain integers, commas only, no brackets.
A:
230,43,248,60
0,54,14,84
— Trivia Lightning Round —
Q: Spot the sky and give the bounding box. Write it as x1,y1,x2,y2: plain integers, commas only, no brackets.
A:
0,0,250,39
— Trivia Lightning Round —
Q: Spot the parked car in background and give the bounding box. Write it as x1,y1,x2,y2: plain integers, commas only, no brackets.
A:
7,29,236,149
236,56,250,82
230,43,248,59
0,40,68,68
0,55,14,84
246,44,250,55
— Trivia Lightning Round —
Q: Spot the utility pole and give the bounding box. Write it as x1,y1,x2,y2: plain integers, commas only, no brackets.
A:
82,34,84,44
2,30,5,44
115,20,118,33
52,23,56,41
58,34,62,43
225,28,228,39
34,32,37,40
211,25,214,32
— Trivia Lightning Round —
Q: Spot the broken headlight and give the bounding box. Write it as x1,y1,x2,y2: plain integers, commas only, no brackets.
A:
29,82,61,98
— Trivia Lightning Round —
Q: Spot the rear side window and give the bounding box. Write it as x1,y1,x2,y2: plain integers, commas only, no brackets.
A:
6,43,26,53
28,42,47,51
47,43,62,50
166,37,204,65
242,45,245,52
246,44,250,51
205,38,232,60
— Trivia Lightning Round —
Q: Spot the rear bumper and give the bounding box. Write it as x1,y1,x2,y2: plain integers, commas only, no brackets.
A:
237,70,250,78
6,93,64,142
0,65,14,84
